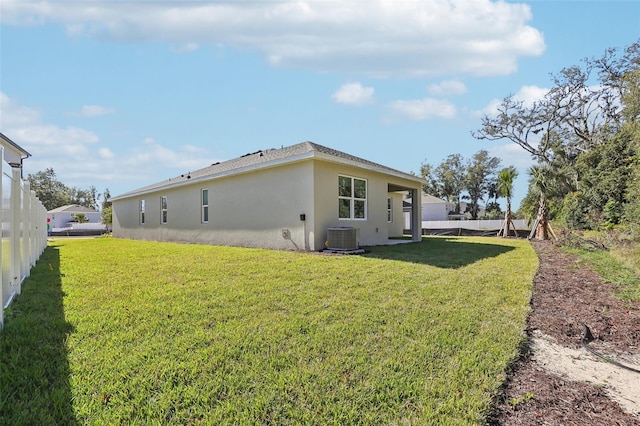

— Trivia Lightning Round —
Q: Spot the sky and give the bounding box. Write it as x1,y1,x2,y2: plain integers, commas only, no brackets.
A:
1,0,639,210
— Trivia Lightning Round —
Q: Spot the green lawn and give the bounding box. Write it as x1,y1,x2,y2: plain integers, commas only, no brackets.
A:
1,236,537,425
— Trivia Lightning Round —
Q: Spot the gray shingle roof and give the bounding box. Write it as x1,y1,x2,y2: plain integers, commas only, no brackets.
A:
111,141,421,200
48,204,99,213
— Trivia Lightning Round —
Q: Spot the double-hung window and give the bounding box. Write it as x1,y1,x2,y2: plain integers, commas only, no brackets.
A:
338,175,367,220
201,189,209,223
139,199,145,225
161,195,168,224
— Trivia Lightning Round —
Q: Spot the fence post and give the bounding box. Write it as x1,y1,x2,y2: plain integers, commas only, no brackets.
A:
10,166,21,295
22,182,31,280
0,149,3,330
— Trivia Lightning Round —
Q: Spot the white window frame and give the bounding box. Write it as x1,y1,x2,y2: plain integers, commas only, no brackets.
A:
160,195,168,224
387,197,393,223
139,199,145,225
338,175,367,220
201,188,209,224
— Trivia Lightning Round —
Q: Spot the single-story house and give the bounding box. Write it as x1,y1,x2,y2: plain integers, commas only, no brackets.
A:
110,141,423,251
421,194,458,221
48,205,102,228
403,195,461,228
47,205,107,236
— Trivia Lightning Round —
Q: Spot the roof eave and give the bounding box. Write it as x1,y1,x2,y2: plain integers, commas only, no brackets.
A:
110,148,423,202
110,151,318,201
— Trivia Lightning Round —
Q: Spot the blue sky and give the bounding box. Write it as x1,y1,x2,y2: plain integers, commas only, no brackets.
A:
1,1,638,209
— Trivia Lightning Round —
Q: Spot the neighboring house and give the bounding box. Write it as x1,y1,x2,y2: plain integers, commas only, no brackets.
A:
48,205,106,235
419,195,489,221
420,194,464,221
110,141,423,251
403,194,460,228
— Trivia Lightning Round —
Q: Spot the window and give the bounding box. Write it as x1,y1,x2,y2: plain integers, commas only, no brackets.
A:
161,195,168,224
338,175,367,220
387,197,393,222
139,199,145,225
201,188,209,223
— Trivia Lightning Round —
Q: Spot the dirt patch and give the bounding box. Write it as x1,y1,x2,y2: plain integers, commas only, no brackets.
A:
490,240,640,425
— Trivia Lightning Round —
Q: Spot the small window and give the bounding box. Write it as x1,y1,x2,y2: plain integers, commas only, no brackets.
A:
201,188,209,223
338,175,367,220
161,195,168,224
387,197,393,222
139,199,145,225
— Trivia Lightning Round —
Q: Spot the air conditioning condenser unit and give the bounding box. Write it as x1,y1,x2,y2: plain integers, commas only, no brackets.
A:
326,227,358,250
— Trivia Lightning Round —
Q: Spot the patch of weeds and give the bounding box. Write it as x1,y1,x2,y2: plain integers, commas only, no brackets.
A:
508,392,535,407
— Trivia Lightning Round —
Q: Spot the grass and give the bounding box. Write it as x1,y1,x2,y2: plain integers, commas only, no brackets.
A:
565,242,640,302
1,236,538,425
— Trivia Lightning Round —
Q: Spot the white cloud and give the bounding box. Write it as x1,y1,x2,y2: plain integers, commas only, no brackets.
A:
475,84,549,118
391,98,457,120
331,82,375,106
0,93,100,161
427,80,467,96
98,147,115,159
488,143,536,171
514,85,549,107
0,92,41,126
81,105,115,117
0,92,220,194
126,137,211,172
0,0,545,77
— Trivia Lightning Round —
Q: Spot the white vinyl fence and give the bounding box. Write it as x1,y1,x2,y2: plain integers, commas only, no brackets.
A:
1,150,48,330
422,219,529,230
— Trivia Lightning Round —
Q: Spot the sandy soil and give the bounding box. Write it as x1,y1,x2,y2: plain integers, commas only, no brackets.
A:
490,240,640,425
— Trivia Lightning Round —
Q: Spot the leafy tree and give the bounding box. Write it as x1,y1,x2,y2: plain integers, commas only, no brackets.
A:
26,168,105,211
621,68,640,228
434,154,465,212
26,168,70,211
70,213,89,223
419,161,441,196
101,188,112,211
473,41,638,165
573,128,635,227
484,201,502,219
69,185,98,210
464,150,501,219
101,206,112,232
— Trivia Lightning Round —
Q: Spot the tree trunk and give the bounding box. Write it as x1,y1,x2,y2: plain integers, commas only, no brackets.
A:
535,194,549,240
498,201,519,237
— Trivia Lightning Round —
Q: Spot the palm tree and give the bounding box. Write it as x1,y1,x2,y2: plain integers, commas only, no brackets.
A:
528,165,557,240
497,167,518,237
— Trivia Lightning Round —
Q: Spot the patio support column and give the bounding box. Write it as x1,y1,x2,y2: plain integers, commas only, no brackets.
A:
411,188,421,241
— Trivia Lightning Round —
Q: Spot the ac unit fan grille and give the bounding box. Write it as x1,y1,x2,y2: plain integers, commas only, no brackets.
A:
326,227,358,250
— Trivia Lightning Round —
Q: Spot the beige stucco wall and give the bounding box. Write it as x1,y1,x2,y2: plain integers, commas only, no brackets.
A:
388,192,405,238
113,157,422,251
311,160,420,249
113,161,315,250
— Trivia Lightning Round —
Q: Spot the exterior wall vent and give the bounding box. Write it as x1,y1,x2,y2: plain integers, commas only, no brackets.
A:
326,227,358,250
